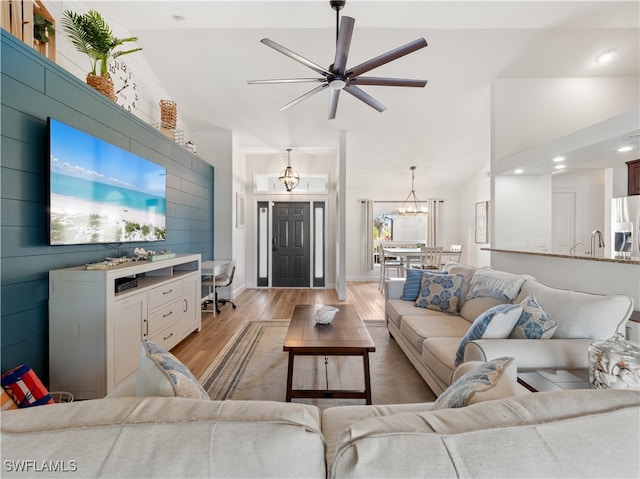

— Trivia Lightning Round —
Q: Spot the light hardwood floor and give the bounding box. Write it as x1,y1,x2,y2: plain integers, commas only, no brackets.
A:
172,282,385,379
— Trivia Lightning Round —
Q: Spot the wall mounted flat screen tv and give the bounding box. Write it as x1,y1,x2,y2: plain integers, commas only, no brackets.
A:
48,118,167,245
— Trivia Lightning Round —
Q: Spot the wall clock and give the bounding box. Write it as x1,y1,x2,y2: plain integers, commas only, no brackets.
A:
109,59,139,112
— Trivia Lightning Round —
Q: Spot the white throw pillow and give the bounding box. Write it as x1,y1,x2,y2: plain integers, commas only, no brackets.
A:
455,304,523,365
434,357,517,409
136,340,209,399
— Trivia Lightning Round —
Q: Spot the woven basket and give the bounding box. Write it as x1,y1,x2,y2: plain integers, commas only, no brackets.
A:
160,100,177,129
86,74,116,101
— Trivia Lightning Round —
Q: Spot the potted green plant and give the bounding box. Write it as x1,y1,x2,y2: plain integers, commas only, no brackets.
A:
61,9,142,100
33,13,55,44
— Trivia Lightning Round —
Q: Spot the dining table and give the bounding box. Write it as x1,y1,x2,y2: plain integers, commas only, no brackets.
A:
383,247,462,269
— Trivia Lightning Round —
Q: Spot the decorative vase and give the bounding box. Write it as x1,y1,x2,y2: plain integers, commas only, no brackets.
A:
86,73,115,101
160,100,177,129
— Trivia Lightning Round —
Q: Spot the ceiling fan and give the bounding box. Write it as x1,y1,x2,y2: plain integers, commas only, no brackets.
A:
247,0,428,120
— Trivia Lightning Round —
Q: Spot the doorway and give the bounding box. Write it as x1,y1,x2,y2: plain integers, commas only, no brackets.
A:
272,202,310,287
552,191,577,253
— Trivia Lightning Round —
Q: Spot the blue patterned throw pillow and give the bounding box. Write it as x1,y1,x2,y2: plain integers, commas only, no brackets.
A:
137,340,209,399
435,357,516,409
415,272,463,313
509,294,558,339
455,303,523,365
402,269,445,301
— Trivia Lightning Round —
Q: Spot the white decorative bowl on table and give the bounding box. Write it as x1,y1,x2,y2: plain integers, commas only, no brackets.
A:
314,306,339,325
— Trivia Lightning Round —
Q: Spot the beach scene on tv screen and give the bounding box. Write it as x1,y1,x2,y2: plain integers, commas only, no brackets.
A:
49,119,167,245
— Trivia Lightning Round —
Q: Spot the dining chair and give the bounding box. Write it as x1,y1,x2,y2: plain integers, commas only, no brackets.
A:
377,244,403,291
446,244,463,263
414,246,443,270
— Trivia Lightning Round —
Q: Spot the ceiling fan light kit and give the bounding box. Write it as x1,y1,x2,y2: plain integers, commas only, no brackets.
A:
248,0,428,119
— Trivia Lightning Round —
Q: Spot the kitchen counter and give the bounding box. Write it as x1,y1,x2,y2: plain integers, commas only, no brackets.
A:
482,248,640,266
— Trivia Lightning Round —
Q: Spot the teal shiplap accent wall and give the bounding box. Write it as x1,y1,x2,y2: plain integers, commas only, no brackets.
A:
0,30,214,381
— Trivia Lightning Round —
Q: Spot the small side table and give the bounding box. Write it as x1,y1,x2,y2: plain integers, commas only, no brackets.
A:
517,368,590,392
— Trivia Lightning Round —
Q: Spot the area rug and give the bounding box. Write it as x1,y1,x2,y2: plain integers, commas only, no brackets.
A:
200,320,436,408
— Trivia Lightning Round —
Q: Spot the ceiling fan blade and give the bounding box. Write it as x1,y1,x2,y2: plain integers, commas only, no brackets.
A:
350,77,427,87
328,89,340,120
347,38,428,78
332,16,355,75
344,85,386,113
261,38,331,77
247,78,326,85
280,83,329,111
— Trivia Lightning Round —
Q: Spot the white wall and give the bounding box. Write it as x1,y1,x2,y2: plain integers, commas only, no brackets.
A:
48,2,193,140
494,175,552,250
460,163,492,267
552,169,605,251
490,76,640,307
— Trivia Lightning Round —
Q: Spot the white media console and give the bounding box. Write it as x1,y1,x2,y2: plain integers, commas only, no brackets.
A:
49,254,201,399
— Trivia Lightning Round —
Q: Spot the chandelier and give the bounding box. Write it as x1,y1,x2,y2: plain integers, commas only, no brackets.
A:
399,166,427,215
279,148,300,192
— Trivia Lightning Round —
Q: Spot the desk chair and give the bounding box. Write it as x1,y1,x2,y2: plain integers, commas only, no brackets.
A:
202,260,237,314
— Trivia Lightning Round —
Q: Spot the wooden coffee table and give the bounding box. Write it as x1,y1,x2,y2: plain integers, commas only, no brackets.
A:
283,304,376,404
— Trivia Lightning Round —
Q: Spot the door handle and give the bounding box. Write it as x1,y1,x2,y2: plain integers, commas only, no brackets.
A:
272,238,278,251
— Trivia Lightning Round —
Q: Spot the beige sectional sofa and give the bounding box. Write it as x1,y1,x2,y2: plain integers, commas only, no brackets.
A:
385,262,634,395
2,389,639,478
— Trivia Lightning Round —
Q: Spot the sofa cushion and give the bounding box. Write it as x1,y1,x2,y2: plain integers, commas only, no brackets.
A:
434,357,517,409
386,299,425,329
1,397,326,479
400,314,472,352
422,337,461,388
442,262,477,311
509,294,558,339
455,304,523,365
328,390,640,479
460,296,509,322
516,279,633,339
415,272,464,313
467,267,527,301
136,340,209,400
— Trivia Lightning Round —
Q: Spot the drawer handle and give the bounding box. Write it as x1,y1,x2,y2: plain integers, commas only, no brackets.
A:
163,289,173,295
163,332,174,341
163,311,173,318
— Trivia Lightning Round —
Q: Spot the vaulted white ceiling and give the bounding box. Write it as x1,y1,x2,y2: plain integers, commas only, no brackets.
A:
91,1,639,191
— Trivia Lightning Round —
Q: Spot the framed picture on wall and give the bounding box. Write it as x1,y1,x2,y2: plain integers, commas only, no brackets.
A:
475,201,489,244
236,193,245,229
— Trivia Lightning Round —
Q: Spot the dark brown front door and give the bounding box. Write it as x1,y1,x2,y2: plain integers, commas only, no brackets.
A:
272,202,310,287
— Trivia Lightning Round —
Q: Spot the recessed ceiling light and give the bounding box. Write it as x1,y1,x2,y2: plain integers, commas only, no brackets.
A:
596,50,615,64
554,164,566,170
552,156,565,163
514,169,524,174
617,145,633,153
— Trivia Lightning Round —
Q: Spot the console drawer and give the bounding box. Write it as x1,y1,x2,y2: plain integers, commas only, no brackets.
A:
148,298,185,336
148,279,183,310
150,320,184,351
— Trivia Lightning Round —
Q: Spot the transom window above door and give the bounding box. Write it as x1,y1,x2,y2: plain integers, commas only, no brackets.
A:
253,174,329,193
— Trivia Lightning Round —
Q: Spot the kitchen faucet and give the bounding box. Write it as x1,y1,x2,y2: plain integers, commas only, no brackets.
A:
590,230,605,256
